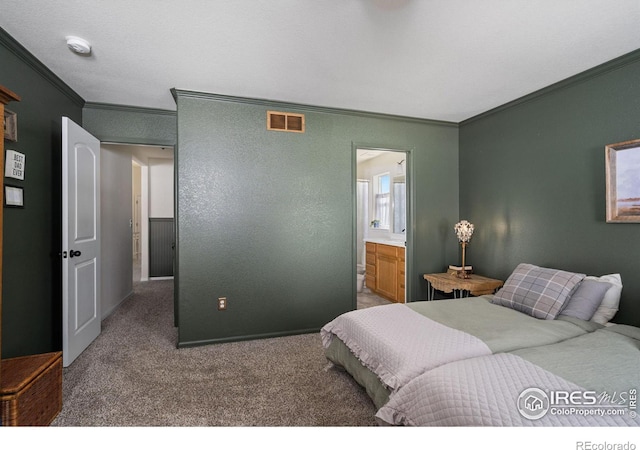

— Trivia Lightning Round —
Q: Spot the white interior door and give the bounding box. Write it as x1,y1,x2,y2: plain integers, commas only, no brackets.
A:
62,117,101,367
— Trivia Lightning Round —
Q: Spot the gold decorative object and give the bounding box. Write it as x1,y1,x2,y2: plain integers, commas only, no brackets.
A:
454,220,474,279
605,139,640,223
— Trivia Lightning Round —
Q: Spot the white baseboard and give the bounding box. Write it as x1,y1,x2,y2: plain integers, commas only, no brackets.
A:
102,289,134,319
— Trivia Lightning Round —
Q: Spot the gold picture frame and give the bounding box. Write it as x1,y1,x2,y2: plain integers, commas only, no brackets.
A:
606,138,640,223
3,109,17,141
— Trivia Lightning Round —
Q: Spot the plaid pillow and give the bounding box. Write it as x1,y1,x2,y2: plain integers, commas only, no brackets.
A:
492,263,585,320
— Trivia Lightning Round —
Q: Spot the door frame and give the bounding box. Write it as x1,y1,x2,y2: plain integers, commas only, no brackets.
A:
103,143,174,282
352,143,414,308
131,154,150,281
99,142,177,328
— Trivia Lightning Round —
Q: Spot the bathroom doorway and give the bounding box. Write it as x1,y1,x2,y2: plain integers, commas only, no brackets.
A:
355,146,411,308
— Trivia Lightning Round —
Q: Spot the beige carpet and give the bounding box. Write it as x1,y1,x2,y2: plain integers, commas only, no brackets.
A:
51,279,378,427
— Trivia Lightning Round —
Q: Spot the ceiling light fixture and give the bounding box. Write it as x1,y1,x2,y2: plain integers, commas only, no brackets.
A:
66,36,91,55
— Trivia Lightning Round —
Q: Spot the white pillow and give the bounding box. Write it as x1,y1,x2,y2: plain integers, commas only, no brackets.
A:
587,274,622,324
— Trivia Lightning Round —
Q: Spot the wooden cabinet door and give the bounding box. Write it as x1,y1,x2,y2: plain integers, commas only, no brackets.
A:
365,242,376,290
376,247,398,301
397,247,405,302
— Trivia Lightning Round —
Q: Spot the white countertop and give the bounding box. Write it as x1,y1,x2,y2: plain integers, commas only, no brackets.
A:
364,238,406,248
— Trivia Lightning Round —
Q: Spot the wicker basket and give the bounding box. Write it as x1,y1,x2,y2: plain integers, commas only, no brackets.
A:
1,352,62,426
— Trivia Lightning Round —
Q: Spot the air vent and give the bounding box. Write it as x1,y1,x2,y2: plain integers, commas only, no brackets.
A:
267,111,305,133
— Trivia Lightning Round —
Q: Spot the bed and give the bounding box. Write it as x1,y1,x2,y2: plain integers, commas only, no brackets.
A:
321,263,630,425
375,324,640,426
322,296,599,408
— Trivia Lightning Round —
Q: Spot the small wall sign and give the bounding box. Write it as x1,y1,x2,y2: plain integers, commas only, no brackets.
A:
5,149,25,180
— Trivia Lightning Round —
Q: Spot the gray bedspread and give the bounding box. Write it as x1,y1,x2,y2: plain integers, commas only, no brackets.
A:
511,324,640,396
376,326,640,426
406,296,600,353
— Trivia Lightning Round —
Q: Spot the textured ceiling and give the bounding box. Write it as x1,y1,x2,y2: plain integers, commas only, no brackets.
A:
1,0,639,122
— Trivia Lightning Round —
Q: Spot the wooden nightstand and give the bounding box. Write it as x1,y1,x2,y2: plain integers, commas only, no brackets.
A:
423,272,503,300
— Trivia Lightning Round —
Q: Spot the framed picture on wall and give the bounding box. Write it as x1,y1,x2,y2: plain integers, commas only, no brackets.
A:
606,138,640,223
3,109,17,141
4,185,23,208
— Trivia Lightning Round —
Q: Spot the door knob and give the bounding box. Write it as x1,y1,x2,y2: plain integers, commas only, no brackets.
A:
69,250,82,258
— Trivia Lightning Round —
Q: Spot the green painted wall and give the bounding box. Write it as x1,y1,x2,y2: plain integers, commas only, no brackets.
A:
83,103,176,146
459,50,640,327
0,29,84,357
174,91,459,346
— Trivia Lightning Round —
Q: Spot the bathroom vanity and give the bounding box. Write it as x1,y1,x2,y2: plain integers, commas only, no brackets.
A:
365,240,405,303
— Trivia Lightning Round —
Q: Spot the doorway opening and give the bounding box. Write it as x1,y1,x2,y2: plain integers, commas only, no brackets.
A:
355,147,411,309
101,143,174,313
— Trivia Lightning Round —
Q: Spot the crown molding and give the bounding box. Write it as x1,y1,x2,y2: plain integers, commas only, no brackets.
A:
84,102,176,116
0,27,84,107
171,88,458,128
461,48,640,126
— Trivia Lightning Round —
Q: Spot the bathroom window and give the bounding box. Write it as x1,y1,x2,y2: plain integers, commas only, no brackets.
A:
393,177,406,234
373,172,390,229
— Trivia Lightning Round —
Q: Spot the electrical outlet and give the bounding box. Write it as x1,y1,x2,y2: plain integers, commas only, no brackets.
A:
218,297,227,311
